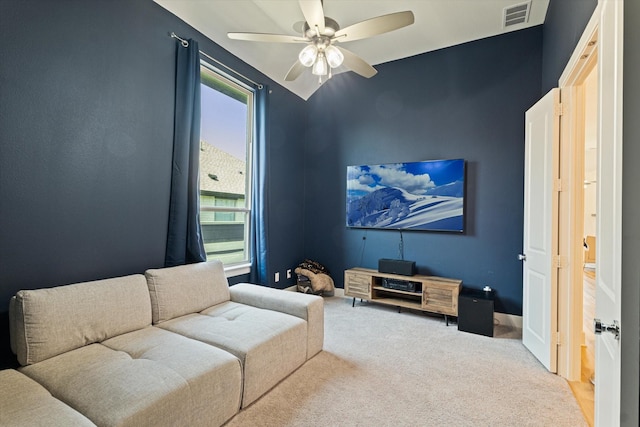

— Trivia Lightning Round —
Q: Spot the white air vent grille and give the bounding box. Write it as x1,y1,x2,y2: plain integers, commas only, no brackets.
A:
503,1,531,27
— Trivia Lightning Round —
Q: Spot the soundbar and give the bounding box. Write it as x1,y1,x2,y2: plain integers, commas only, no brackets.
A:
378,258,416,276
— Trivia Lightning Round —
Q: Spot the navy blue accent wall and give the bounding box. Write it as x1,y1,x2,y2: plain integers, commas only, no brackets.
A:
303,28,543,316
541,0,597,93
1,1,634,407
0,0,307,367
264,87,308,286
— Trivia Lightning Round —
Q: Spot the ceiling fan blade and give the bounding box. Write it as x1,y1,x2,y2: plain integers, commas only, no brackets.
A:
334,11,415,43
228,32,307,43
298,0,325,33
292,21,306,34
336,46,377,78
285,60,307,81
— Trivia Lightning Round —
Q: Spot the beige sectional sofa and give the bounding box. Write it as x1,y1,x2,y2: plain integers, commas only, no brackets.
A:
2,261,323,427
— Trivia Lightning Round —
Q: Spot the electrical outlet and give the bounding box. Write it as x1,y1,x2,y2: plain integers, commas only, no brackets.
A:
287,269,292,279
274,272,280,282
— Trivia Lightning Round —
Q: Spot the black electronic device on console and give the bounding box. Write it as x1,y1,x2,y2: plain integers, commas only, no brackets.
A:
381,278,421,293
378,258,416,276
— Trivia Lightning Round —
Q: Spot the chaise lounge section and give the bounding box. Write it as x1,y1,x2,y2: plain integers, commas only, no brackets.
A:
4,261,323,427
146,262,323,407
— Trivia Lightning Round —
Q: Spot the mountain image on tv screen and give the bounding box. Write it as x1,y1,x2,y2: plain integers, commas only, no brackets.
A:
346,159,465,232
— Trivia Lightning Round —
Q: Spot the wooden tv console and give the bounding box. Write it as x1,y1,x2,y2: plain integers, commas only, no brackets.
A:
344,268,462,325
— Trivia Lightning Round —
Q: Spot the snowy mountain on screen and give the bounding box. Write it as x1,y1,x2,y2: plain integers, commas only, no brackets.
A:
346,186,463,231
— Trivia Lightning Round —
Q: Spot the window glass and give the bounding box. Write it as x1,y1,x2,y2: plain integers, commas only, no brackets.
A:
199,64,253,267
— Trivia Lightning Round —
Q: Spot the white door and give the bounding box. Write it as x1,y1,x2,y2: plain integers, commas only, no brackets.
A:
594,0,623,424
522,88,560,372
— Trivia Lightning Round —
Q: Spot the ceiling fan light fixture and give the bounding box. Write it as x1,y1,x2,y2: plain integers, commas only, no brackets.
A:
312,52,328,76
298,44,318,67
229,2,415,84
325,45,344,68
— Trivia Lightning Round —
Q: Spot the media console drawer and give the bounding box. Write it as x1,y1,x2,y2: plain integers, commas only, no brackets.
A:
344,268,461,325
422,277,461,316
344,269,372,299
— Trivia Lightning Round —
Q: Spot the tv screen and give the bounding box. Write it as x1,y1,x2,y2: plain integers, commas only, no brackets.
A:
346,159,465,232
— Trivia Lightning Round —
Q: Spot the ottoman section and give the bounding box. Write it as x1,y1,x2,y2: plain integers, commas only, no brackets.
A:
19,344,194,427
158,301,307,407
103,326,242,426
0,369,96,427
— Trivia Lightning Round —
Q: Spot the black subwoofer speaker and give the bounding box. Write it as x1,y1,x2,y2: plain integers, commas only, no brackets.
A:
378,259,416,276
458,288,494,337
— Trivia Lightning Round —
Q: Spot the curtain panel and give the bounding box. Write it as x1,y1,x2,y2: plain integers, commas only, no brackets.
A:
250,86,269,284
165,39,206,267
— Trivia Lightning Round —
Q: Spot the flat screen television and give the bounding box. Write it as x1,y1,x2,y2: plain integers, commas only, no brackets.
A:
346,158,465,232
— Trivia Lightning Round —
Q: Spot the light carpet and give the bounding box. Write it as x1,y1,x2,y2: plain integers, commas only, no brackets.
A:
225,292,586,427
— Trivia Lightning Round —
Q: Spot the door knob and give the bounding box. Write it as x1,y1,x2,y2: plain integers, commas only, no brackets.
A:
594,318,620,340
518,254,527,261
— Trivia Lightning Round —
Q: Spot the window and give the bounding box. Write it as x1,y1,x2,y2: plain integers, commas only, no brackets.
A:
199,63,253,270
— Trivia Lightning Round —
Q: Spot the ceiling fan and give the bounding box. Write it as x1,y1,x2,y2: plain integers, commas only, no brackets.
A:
227,0,415,83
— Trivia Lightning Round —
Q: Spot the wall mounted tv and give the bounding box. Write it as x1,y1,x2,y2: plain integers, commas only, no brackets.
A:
346,159,465,232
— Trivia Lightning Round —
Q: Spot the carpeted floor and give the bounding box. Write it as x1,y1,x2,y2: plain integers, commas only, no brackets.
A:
225,292,587,426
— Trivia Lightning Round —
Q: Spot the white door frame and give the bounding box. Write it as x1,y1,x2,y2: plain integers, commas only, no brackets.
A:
556,1,624,425
556,8,601,382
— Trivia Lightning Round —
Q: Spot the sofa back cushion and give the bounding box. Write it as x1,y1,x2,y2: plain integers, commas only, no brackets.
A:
9,274,151,366
145,261,230,324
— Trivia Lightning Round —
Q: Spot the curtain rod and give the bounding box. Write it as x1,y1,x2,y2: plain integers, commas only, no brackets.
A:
170,32,264,90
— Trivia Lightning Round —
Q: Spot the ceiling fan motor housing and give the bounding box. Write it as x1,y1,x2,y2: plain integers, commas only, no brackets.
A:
303,17,340,38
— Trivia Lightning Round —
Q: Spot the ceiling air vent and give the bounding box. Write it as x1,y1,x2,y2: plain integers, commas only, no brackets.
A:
503,1,531,28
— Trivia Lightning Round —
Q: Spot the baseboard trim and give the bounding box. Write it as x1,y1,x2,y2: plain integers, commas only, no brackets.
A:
495,312,523,329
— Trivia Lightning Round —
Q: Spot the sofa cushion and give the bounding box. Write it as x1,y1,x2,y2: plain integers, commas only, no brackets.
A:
0,369,96,427
145,261,230,324
9,274,151,366
20,328,244,427
103,326,242,426
158,301,307,407
230,283,324,359
20,344,195,427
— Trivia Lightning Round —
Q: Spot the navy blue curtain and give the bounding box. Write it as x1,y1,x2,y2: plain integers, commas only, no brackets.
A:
165,39,206,267
250,86,269,284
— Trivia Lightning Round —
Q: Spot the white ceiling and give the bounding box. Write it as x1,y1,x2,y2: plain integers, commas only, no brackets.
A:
155,0,549,100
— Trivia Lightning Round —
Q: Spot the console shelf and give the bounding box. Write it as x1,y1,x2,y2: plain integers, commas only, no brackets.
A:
344,267,462,325
372,286,421,297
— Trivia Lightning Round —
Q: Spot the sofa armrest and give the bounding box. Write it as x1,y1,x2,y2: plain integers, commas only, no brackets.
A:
229,283,323,358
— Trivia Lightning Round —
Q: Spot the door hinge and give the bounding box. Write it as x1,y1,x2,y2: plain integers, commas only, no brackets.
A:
556,331,562,346
553,255,567,269
553,179,563,192
554,102,564,116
